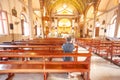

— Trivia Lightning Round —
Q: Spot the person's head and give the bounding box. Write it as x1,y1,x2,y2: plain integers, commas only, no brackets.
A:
66,36,72,42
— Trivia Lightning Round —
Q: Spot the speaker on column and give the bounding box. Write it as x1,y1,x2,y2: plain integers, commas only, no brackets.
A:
104,29,106,32
10,23,13,30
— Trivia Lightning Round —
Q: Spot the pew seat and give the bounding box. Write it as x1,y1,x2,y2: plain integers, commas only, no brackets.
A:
0,50,91,80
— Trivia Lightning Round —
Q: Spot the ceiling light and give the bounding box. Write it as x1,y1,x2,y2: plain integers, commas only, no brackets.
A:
63,4,67,9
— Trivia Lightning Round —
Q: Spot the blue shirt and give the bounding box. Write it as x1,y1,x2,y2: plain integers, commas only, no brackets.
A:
62,43,74,52
62,42,74,61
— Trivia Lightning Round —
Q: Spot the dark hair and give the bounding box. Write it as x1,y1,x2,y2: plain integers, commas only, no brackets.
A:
66,37,71,42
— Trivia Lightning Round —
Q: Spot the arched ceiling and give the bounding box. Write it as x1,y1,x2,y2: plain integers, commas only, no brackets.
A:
22,0,119,19
43,0,100,16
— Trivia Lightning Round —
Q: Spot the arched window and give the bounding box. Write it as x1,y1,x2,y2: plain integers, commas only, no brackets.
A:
34,18,41,36
106,15,116,37
0,10,9,35
21,14,29,36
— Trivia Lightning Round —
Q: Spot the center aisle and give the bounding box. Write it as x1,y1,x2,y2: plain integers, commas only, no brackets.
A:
90,54,120,80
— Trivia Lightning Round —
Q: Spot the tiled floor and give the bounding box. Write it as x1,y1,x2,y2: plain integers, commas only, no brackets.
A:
0,48,120,80
90,54,120,80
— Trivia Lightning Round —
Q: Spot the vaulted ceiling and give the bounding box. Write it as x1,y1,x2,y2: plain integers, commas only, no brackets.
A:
31,0,119,18
40,0,100,16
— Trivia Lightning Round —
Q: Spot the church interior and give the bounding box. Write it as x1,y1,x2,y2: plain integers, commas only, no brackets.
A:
0,0,120,80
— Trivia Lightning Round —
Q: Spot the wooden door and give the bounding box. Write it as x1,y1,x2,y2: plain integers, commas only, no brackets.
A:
95,27,99,37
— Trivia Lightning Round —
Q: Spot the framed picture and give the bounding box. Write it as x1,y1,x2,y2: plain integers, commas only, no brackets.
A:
12,8,17,17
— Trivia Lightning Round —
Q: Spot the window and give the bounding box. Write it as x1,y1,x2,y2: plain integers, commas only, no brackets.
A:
106,15,116,37
0,11,9,35
34,19,41,36
23,21,29,36
21,14,30,36
106,24,115,37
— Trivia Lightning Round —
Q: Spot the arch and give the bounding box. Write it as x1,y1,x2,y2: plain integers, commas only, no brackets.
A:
58,18,71,27
84,5,94,37
110,15,117,24
85,5,94,20
106,15,117,37
20,12,28,22
20,12,30,36
57,18,72,36
84,3,94,18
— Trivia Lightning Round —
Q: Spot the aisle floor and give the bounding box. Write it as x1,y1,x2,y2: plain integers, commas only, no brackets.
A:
90,54,120,80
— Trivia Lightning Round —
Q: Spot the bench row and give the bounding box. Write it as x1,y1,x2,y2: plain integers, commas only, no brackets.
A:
0,48,91,80
77,38,120,66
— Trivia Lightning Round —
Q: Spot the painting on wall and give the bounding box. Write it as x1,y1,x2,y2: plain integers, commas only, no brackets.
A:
12,8,17,17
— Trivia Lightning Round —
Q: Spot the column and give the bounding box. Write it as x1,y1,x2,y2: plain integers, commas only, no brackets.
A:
28,0,34,38
83,14,86,38
92,4,97,38
114,2,120,37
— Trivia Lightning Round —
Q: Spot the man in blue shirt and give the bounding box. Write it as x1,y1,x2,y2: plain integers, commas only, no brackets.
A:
62,36,74,61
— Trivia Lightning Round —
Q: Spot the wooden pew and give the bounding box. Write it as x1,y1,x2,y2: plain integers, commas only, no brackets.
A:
14,38,66,45
0,44,78,52
0,49,91,80
0,44,78,61
109,41,120,66
76,38,100,52
76,38,93,48
96,40,112,59
0,45,61,60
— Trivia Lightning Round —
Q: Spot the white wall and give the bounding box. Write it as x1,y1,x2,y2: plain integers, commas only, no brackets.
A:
84,4,118,38
0,0,42,43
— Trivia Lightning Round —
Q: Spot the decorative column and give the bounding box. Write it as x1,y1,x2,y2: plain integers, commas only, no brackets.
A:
114,1,120,37
83,14,86,38
77,15,81,38
71,19,74,34
28,0,34,38
54,18,58,28
41,9,45,38
74,18,78,38
54,18,58,37
92,3,97,38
